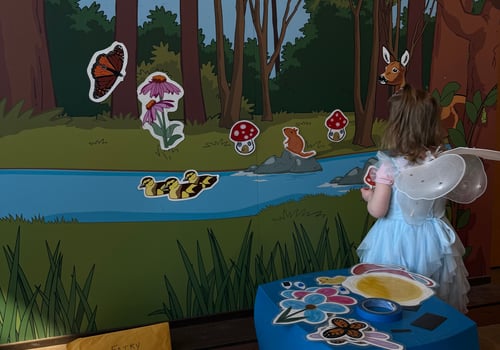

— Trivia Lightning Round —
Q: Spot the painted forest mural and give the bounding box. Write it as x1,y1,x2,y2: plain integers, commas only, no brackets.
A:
0,0,498,344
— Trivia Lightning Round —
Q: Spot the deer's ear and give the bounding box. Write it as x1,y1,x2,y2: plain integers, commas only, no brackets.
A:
382,46,391,64
401,50,410,67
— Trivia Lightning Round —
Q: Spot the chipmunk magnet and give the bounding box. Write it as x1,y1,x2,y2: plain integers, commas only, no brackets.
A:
282,127,316,159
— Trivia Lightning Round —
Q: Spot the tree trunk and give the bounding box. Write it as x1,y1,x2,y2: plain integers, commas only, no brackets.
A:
429,1,469,97
112,0,139,118
271,0,280,74
351,0,378,147
216,0,247,129
180,0,207,125
374,0,392,120
214,0,230,125
225,0,247,127
405,0,425,88
433,0,500,277
0,0,56,113
249,0,302,122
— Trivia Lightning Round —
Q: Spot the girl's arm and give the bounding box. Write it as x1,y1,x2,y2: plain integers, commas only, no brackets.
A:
361,184,392,218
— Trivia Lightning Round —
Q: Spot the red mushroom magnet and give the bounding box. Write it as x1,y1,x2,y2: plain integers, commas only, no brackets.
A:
363,165,377,188
325,109,349,142
229,120,260,155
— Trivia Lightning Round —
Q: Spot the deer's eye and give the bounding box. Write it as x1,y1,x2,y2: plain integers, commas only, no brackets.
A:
392,67,399,73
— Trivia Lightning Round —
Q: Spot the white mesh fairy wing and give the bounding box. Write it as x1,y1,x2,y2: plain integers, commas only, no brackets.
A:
440,147,500,203
445,154,487,204
396,191,435,224
395,154,466,200
441,147,500,161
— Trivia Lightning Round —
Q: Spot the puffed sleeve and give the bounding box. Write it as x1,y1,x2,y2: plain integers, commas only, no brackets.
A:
374,151,395,185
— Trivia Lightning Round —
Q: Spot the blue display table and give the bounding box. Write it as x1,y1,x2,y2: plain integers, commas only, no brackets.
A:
254,268,479,350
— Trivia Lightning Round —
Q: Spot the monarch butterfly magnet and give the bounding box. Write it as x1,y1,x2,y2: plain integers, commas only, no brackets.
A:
86,41,128,103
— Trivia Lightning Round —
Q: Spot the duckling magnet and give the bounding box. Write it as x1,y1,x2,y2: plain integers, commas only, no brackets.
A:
138,169,219,201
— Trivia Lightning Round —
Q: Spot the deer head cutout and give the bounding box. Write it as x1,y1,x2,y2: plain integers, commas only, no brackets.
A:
378,45,464,128
378,46,410,91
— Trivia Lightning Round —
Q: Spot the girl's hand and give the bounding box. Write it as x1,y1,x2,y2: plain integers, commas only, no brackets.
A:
360,187,374,202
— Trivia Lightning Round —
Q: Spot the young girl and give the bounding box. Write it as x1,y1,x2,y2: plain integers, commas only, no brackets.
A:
357,84,470,313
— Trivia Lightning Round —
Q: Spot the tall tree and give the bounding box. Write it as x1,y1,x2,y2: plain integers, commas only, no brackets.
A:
271,0,281,74
374,0,395,120
349,0,381,147
404,0,425,88
429,1,470,100
248,0,302,121
180,0,207,125
0,0,56,113
431,0,499,277
436,0,498,114
112,0,139,118
215,0,248,128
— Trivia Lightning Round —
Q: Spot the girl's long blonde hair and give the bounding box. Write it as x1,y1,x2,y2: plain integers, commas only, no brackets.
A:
382,84,444,163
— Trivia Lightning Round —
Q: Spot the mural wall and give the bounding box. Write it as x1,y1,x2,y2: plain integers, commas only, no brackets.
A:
0,0,498,344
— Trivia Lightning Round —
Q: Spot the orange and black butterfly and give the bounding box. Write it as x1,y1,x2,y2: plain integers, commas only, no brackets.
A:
322,318,367,339
87,41,128,103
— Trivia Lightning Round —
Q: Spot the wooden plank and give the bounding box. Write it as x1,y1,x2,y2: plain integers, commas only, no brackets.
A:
171,316,257,350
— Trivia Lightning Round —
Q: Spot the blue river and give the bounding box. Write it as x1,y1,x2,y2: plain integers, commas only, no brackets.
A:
0,152,376,223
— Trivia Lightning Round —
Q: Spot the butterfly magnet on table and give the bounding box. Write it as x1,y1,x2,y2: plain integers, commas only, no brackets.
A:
86,41,128,103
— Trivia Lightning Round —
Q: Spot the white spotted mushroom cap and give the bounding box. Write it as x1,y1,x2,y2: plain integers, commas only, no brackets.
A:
229,120,260,142
325,109,349,130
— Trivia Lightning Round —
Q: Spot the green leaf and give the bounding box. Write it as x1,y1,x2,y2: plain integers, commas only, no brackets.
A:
440,82,461,106
151,123,162,136
431,89,441,102
465,101,478,124
472,91,482,110
455,120,465,136
484,86,498,107
165,134,182,148
274,307,306,324
165,123,181,138
448,128,467,147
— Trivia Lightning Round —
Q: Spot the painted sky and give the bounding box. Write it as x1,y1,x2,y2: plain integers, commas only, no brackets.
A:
77,0,310,45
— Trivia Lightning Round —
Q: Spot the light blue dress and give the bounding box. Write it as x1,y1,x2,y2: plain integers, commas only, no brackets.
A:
357,152,470,313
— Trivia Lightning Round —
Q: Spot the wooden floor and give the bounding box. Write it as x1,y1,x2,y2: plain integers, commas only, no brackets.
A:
2,268,500,350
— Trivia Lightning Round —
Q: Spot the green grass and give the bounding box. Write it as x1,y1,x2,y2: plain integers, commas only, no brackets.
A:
0,191,371,334
0,99,378,338
0,101,383,171
0,227,96,343
146,215,358,320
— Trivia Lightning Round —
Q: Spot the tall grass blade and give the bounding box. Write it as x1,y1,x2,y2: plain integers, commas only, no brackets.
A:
298,223,321,270
176,240,209,315
18,289,41,340
278,243,296,277
0,228,22,342
207,229,235,310
163,275,183,319
74,265,96,333
335,214,357,268
232,222,254,307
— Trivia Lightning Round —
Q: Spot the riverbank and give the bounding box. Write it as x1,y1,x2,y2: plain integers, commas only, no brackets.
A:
0,113,381,171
